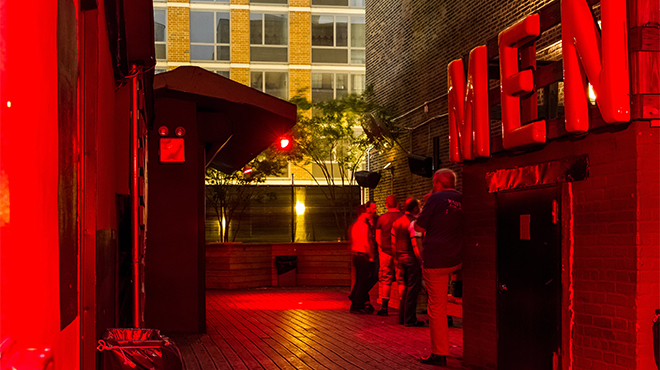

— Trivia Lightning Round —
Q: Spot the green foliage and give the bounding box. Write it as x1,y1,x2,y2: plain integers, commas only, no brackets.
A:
286,88,394,239
205,148,288,242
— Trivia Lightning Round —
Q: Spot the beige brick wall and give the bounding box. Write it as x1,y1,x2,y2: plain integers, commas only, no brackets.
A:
289,69,311,100
231,0,249,4
290,0,311,6
167,6,190,62
231,9,250,64
291,163,314,181
290,11,311,65
230,68,250,86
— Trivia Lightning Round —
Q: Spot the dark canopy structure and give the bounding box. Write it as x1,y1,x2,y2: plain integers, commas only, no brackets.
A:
153,66,297,173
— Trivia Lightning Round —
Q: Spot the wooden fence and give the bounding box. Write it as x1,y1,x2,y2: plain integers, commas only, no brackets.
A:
206,242,352,290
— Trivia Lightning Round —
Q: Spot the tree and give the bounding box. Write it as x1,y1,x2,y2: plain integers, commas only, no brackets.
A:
205,148,287,242
287,88,394,240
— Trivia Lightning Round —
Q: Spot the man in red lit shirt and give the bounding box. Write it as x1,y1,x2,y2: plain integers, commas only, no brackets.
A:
349,204,375,314
375,195,402,316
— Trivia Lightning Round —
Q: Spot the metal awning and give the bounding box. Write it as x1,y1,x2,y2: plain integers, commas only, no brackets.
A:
153,66,297,173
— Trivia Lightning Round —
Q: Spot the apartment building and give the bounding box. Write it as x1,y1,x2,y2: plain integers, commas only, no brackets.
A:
153,0,367,241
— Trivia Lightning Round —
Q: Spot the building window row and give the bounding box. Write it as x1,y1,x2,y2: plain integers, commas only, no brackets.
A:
155,8,365,64
311,72,365,103
184,0,365,6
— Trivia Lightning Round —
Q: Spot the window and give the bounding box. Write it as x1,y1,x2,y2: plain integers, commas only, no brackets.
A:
250,13,288,63
191,0,229,3
312,0,364,6
214,70,230,79
311,72,365,103
251,71,288,100
154,9,167,60
190,11,230,61
312,15,364,64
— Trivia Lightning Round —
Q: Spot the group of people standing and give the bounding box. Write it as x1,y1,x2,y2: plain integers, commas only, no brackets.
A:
349,168,463,367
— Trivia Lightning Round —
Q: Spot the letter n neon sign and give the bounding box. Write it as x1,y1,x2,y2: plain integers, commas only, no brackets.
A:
562,0,630,132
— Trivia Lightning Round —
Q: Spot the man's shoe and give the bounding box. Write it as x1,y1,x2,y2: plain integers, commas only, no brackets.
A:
364,303,375,313
419,354,447,366
405,320,426,327
350,308,370,314
376,308,388,316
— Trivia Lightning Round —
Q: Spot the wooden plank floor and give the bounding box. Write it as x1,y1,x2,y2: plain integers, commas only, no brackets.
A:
171,287,465,369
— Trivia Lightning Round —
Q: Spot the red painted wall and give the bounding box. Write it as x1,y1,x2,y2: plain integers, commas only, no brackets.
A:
0,1,79,368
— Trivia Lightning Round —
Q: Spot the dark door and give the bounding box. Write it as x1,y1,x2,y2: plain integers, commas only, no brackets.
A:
497,185,561,370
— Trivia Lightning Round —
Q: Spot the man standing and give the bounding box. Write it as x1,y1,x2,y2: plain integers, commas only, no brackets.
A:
349,204,375,314
363,200,379,313
391,198,424,326
375,195,402,316
415,169,463,366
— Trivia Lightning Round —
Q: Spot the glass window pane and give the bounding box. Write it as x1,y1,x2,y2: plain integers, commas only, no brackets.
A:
312,73,334,103
351,74,365,94
312,0,348,5
312,15,334,47
250,13,263,44
215,70,230,78
216,13,230,44
351,49,365,64
155,44,166,60
350,0,365,7
251,0,287,3
336,16,348,47
190,12,214,43
336,73,348,99
351,16,365,47
265,72,288,100
250,46,288,62
312,48,348,63
264,14,287,45
191,45,214,60
251,72,263,91
154,10,166,42
216,46,230,60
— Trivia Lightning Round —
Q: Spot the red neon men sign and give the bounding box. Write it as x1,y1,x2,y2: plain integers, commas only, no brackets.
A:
447,0,631,163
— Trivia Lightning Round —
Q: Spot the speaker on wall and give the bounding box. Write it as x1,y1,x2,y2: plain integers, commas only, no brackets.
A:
355,171,382,189
408,154,434,178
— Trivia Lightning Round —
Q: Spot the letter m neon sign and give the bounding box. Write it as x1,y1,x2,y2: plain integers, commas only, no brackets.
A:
447,45,490,163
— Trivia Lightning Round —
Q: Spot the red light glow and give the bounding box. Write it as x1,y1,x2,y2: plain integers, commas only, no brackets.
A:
280,137,291,149
158,126,169,137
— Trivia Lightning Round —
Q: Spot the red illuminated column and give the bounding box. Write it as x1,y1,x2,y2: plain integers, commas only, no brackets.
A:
499,14,546,151
561,0,630,132
447,45,490,163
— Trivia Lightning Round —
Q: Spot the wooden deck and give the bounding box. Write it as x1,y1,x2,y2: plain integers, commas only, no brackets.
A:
171,287,465,369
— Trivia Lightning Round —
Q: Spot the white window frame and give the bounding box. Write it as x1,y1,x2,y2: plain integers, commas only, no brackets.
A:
250,70,289,100
250,12,289,63
154,8,167,61
311,72,365,103
189,11,231,62
311,14,365,65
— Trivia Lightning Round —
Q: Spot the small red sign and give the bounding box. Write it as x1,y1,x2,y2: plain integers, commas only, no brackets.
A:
159,138,185,163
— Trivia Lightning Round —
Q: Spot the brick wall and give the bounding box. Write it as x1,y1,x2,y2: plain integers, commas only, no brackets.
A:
231,9,250,65
367,0,658,368
634,123,660,370
167,6,190,62
231,67,250,86
459,121,655,369
290,11,311,65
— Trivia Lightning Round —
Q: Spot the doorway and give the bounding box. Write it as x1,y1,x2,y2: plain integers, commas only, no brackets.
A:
497,185,562,370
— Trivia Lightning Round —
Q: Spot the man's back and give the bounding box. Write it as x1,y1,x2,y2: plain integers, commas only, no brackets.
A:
416,190,463,268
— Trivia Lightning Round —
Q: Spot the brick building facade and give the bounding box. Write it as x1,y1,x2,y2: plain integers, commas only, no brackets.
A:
366,0,659,369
